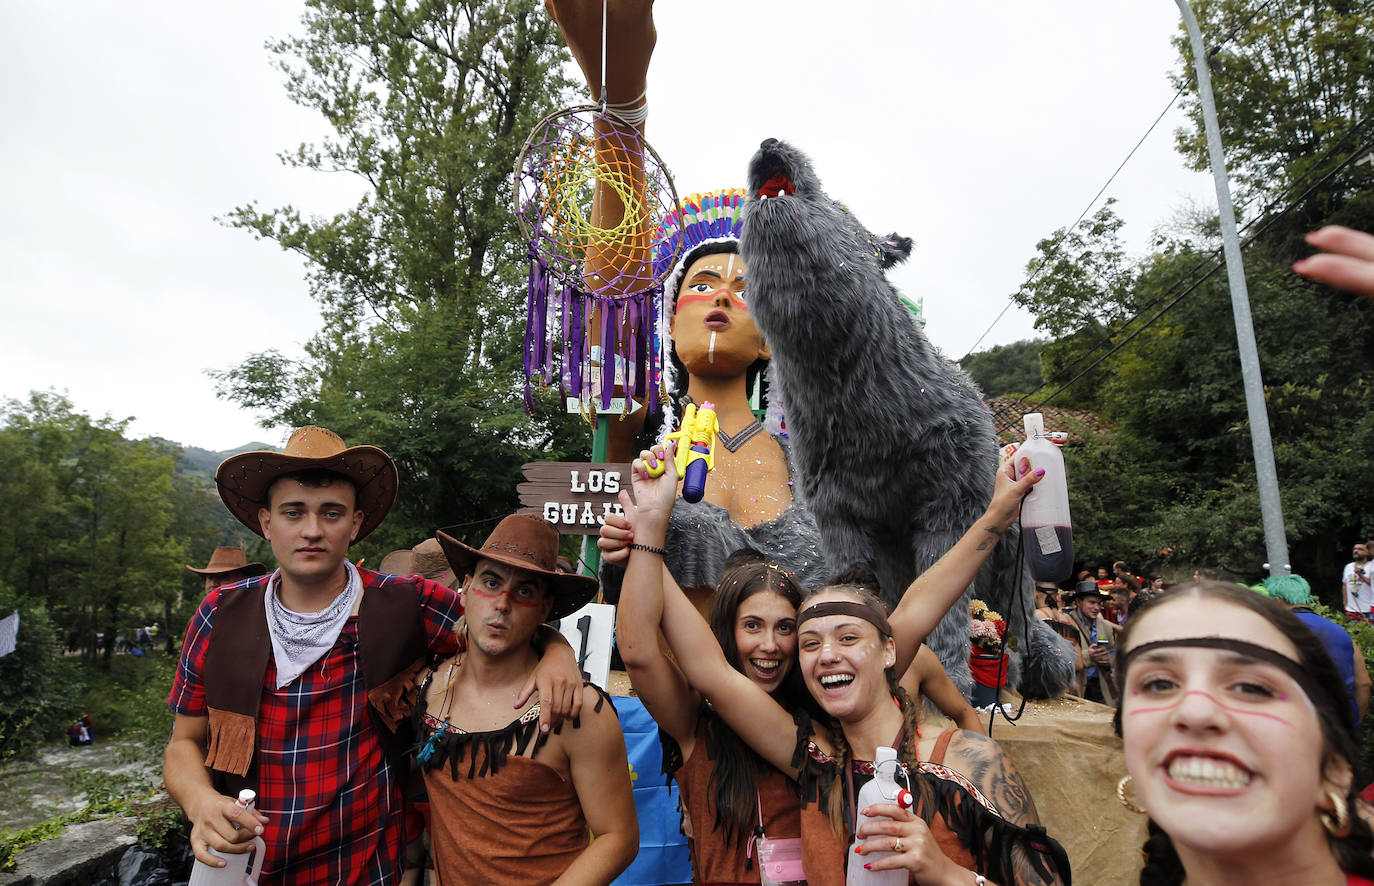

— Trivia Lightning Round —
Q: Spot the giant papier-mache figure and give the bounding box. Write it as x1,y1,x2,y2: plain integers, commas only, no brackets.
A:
541,0,1073,698
738,138,1074,697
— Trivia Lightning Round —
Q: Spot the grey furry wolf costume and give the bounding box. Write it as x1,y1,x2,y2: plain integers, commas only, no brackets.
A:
739,138,1074,698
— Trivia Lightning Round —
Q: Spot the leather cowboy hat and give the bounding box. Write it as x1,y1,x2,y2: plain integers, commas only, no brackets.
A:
186,546,267,577
379,538,457,589
215,426,398,543
437,515,597,621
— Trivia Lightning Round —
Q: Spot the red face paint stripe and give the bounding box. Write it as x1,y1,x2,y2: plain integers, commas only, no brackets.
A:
1126,690,1296,726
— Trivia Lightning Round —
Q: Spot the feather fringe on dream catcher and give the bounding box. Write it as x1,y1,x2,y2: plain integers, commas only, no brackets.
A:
513,103,681,418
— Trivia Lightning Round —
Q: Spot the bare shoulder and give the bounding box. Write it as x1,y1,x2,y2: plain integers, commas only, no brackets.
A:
941,729,1040,827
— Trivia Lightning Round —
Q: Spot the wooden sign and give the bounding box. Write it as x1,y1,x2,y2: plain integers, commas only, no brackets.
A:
518,462,631,536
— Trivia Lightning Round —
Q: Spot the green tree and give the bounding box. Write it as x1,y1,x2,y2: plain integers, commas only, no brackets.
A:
959,339,1044,398
1171,0,1374,211
1,393,193,664
215,0,588,559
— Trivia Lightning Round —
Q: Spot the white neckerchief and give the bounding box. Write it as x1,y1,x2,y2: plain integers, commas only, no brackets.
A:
264,561,361,689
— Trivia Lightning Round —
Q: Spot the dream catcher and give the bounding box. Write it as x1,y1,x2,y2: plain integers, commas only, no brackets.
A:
514,8,681,417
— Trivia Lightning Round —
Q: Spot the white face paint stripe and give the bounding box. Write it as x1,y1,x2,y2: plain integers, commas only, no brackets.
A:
708,331,717,363
723,254,739,282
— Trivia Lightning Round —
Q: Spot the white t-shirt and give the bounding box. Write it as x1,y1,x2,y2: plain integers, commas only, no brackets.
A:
1343,561,1373,613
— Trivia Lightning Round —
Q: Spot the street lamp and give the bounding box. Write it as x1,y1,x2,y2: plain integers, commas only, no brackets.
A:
1174,0,1290,577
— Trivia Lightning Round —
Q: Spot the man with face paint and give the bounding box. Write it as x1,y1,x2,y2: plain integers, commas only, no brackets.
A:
416,516,639,885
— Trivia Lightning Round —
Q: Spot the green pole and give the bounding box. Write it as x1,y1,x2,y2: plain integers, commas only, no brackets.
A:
581,417,608,579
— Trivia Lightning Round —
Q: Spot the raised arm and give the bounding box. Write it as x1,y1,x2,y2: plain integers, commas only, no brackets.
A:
889,462,1043,674
606,496,702,745
621,443,802,775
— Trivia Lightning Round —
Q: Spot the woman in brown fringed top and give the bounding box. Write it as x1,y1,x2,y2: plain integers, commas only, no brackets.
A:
614,445,1071,886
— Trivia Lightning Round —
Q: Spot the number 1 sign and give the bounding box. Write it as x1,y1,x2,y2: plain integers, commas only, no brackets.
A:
553,602,615,689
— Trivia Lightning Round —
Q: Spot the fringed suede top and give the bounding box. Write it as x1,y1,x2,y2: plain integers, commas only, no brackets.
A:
411,668,616,884
661,713,802,885
789,712,1072,886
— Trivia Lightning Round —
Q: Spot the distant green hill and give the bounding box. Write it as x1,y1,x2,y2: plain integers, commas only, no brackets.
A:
173,441,279,483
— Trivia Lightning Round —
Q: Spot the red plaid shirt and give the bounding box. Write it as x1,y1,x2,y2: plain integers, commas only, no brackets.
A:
170,568,462,886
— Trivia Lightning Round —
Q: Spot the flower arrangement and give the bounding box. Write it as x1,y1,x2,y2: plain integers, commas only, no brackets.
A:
969,599,1007,653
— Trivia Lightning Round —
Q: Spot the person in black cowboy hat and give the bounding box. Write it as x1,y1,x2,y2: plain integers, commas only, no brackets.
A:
413,515,638,885
1066,579,1118,704
164,427,585,885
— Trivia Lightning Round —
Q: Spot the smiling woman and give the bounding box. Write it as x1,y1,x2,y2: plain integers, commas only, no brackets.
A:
1113,583,1374,886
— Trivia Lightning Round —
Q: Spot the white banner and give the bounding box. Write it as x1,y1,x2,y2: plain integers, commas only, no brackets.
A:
0,610,19,658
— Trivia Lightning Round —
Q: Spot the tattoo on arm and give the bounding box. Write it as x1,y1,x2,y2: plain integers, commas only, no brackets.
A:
975,526,1002,552
953,733,1065,885
951,731,1040,826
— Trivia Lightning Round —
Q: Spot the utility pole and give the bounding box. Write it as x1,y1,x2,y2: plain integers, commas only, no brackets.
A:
1175,0,1290,576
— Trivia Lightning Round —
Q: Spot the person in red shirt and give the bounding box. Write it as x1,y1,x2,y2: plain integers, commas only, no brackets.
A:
163,427,583,885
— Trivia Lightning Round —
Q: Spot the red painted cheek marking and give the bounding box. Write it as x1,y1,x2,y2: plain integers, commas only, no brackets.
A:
675,289,748,312
1126,690,1296,726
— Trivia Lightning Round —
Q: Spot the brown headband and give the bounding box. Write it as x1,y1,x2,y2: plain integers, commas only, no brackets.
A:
797,600,892,637
1119,637,1327,711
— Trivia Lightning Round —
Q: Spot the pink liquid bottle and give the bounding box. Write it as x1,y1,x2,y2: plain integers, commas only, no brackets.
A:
1017,413,1074,582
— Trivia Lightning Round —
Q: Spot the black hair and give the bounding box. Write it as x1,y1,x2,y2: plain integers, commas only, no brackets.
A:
1113,582,1374,884
651,239,770,442
266,469,359,506
701,556,817,838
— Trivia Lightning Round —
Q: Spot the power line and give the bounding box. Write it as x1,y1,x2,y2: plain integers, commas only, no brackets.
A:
999,111,1374,415
958,89,1183,360
960,0,1285,361
997,134,1374,431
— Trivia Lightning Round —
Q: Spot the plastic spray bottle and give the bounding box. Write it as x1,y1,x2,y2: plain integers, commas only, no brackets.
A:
188,789,266,886
1016,413,1074,582
846,746,907,886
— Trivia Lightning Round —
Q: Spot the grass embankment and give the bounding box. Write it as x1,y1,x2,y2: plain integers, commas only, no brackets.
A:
0,654,180,870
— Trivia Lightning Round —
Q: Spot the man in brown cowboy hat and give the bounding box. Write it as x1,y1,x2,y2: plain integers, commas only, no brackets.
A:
186,546,268,597
414,515,637,884
164,427,584,886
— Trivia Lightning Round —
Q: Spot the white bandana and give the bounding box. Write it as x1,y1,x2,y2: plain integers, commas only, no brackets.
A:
264,561,362,689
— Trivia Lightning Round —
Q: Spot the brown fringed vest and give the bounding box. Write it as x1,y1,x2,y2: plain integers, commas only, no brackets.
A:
202,578,429,796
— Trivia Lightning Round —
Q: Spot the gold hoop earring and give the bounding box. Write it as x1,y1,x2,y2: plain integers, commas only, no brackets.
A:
1117,775,1146,815
1321,790,1351,838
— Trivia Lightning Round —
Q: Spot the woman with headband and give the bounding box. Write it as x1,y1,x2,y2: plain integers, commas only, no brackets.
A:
614,442,1069,885
1113,582,1374,885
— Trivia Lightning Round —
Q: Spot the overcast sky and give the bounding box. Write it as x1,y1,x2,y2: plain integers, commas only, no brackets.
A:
1,2,1216,453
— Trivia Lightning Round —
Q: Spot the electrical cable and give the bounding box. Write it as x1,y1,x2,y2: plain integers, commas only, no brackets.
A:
961,0,1290,361
993,113,1374,426
998,133,1374,426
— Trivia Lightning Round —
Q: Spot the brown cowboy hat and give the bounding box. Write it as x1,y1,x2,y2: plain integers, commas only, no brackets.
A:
437,516,597,621
215,426,398,543
186,546,267,577
378,538,457,589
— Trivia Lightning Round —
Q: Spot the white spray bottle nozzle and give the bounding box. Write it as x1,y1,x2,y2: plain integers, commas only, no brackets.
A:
1023,413,1044,439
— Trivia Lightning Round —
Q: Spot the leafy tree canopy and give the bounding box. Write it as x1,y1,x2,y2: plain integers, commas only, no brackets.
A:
215,0,590,558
